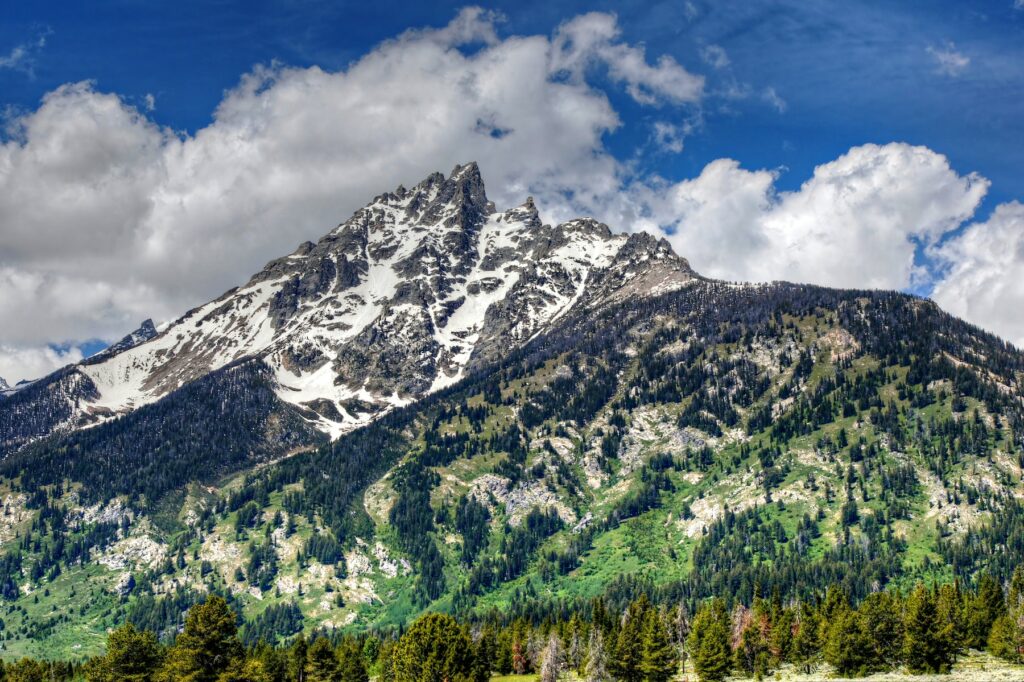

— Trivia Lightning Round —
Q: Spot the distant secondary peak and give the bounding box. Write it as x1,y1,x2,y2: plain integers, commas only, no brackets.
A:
609,231,695,277
85,318,160,365
558,217,614,240
138,319,157,336
418,171,446,190
502,196,542,228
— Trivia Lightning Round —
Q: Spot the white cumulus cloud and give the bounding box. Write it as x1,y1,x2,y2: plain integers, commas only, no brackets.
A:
0,344,82,388
0,8,700,383
0,8,1018,382
931,202,1024,348
617,143,988,290
550,12,704,105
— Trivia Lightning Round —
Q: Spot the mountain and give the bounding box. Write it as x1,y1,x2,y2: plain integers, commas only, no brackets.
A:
86,319,158,362
0,164,1022,660
0,163,693,455
0,376,9,392
0,319,158,456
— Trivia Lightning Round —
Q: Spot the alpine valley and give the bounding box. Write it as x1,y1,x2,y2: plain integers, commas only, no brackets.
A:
0,163,1022,660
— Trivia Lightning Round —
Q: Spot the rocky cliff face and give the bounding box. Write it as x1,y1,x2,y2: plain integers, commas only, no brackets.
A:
85,319,158,363
2,163,696,448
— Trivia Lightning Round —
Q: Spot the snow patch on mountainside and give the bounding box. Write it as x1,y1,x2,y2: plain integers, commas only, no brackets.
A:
19,163,698,444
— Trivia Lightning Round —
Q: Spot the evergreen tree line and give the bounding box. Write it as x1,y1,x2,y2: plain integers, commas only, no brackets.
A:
3,568,1024,681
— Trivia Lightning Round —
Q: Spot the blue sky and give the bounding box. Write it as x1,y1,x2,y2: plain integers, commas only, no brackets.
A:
4,0,1020,203
1,0,1023,381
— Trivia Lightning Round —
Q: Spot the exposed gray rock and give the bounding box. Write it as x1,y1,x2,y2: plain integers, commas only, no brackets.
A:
86,319,159,363
114,572,136,596
2,162,702,443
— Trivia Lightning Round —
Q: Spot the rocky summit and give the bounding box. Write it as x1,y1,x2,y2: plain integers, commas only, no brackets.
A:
0,163,693,451
0,164,1022,662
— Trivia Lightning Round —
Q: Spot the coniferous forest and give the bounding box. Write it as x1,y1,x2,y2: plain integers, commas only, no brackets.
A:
1,283,1024,679
3,570,1024,681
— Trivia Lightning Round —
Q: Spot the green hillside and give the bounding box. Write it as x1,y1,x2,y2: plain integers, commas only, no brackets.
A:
1,281,1022,661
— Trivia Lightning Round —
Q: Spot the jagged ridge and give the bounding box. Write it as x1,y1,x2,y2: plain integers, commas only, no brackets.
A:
0,163,696,451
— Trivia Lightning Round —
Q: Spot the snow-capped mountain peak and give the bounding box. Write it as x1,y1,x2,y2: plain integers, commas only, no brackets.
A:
5,163,697,445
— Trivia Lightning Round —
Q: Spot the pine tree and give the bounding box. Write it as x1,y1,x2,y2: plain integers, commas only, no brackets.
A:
858,591,903,670
338,642,369,682
158,596,243,682
967,573,1006,649
992,567,1024,665
566,614,584,672
471,626,496,682
511,639,528,675
988,612,1024,664
695,620,731,682
817,585,849,641
583,629,610,682
733,600,772,678
903,584,957,674
823,605,873,676
289,633,309,682
392,613,473,682
85,623,163,682
769,604,794,665
988,570,1024,666
306,638,342,682
251,642,288,682
639,609,677,682
790,601,821,674
936,582,967,652
613,598,648,681
539,632,565,682
1010,566,1024,608
592,598,612,637
375,639,397,682
689,600,731,682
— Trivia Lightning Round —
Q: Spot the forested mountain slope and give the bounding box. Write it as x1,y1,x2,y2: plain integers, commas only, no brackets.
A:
0,167,1021,661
